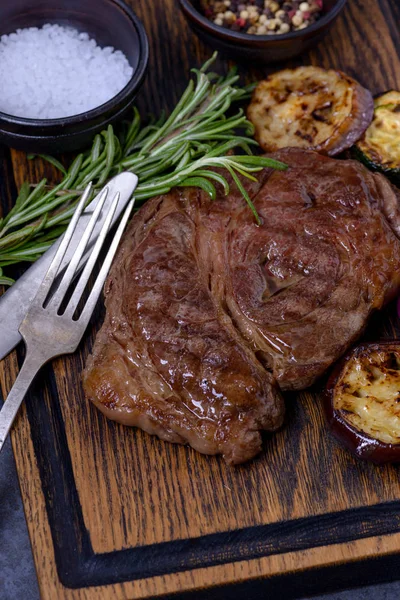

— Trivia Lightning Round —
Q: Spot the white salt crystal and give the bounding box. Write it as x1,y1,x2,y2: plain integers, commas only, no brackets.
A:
0,24,134,120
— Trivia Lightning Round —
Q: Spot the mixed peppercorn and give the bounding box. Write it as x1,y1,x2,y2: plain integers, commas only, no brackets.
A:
200,0,324,35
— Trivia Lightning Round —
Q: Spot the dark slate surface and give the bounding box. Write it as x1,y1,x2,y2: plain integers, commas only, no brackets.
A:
1,438,400,599
0,439,40,600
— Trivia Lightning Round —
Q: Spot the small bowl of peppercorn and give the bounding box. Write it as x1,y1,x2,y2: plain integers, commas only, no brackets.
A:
179,0,348,63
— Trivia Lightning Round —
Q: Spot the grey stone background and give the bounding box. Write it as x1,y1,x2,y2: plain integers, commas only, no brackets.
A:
1,440,400,599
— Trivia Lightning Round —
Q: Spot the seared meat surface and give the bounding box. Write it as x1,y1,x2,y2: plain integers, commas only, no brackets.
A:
83,185,284,464
83,148,400,463
227,149,400,390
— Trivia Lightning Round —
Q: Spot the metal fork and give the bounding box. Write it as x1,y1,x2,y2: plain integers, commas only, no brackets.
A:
0,183,134,453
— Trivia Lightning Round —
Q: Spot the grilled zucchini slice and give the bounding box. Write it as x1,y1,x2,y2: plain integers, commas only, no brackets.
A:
352,91,400,183
325,342,400,463
248,66,373,156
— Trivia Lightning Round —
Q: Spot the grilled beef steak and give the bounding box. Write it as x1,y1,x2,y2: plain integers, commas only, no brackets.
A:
83,185,285,465
83,148,400,463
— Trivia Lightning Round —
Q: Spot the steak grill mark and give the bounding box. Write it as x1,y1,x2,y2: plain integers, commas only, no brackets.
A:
83,149,400,464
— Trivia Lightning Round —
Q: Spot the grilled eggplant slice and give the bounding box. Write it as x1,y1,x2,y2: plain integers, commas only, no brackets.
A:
325,342,400,463
352,91,400,183
248,66,373,156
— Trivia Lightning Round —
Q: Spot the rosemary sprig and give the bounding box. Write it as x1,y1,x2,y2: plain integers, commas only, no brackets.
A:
0,53,287,285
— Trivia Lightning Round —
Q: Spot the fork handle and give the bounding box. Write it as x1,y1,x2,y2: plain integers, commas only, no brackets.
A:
0,352,43,453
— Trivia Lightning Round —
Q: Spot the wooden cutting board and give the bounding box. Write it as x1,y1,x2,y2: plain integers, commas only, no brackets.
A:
2,0,400,598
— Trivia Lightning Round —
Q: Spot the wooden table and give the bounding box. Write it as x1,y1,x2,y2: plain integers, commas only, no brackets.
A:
1,0,400,598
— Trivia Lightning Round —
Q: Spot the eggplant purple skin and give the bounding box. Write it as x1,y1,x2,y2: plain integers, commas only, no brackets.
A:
324,341,400,465
324,80,374,157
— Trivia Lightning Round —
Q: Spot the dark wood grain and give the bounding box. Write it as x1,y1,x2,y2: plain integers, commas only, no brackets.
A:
2,1,400,599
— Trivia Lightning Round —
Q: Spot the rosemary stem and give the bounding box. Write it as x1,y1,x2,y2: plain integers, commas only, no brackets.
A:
0,53,288,287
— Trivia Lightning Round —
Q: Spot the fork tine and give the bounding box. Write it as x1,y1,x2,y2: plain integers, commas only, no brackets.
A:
34,182,93,306
77,199,134,327
47,186,109,311
64,191,122,317
63,191,122,317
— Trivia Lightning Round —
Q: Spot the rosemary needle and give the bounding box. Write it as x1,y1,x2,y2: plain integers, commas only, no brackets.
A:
0,53,287,286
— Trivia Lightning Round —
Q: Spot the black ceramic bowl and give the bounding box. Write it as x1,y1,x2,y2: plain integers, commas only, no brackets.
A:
179,0,348,63
0,0,148,153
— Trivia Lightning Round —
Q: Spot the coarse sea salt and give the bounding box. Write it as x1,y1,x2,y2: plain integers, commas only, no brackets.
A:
0,24,134,120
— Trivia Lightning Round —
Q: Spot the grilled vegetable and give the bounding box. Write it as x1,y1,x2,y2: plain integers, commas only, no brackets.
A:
352,91,400,183
325,342,400,463
248,66,374,156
